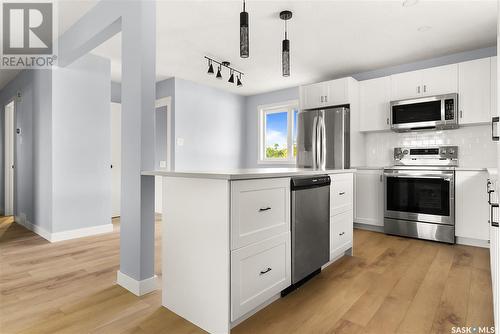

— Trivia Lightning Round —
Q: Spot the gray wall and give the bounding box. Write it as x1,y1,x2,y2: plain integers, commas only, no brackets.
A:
51,54,112,232
174,78,246,170
0,70,52,232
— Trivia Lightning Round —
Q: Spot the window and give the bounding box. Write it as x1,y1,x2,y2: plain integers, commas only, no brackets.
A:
258,100,299,164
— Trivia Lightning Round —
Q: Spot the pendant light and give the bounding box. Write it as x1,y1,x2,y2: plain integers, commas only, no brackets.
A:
204,56,244,86
237,74,243,87
240,0,249,58
280,10,292,77
228,70,235,83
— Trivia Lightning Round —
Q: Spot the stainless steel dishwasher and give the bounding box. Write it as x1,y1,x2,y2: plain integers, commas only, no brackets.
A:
288,175,331,290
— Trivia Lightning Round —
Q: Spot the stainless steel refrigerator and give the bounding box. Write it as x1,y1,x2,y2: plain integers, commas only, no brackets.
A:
296,107,350,170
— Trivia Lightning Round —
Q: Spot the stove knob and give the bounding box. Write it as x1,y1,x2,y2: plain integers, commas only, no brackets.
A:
441,148,447,155
448,148,455,155
403,149,409,155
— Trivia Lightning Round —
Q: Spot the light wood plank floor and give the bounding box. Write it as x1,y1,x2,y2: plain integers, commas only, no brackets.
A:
0,216,493,334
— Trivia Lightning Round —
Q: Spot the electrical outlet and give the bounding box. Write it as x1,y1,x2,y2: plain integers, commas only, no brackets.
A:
159,161,167,168
176,137,184,146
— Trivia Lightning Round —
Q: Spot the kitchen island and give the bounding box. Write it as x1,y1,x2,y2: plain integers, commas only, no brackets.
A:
142,168,355,334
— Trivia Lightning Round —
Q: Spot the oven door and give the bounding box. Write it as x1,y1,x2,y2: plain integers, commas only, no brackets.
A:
384,169,455,225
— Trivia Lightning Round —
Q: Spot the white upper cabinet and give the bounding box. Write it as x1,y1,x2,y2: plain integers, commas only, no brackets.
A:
300,82,328,110
300,78,350,110
390,64,458,101
420,64,458,96
390,70,422,101
458,58,492,125
359,77,391,132
491,56,497,118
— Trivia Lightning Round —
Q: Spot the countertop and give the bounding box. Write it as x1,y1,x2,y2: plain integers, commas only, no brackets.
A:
142,168,356,180
353,166,490,172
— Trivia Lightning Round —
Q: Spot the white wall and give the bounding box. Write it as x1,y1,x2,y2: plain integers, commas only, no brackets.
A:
52,54,112,232
364,125,497,168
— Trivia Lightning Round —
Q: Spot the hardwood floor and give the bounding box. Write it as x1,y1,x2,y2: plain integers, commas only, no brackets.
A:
0,216,493,333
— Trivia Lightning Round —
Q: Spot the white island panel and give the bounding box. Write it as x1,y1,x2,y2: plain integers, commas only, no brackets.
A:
162,177,231,334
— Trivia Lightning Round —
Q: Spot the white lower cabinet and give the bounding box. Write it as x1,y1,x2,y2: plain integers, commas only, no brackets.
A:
354,169,384,227
455,171,489,243
329,173,354,260
230,232,291,321
330,210,354,260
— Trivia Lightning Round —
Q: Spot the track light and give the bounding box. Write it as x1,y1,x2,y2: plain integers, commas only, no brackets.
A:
280,10,292,77
216,66,222,79
207,60,214,75
204,56,244,86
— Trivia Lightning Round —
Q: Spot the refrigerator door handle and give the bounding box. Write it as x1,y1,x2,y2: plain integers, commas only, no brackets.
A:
312,115,318,169
319,111,326,170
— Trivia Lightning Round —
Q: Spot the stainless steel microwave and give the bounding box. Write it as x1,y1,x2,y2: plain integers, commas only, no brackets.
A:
390,93,458,132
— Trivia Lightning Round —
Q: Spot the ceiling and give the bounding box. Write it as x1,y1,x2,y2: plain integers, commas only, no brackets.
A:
1,1,497,96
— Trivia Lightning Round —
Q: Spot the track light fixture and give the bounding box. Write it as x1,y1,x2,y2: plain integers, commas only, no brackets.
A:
280,10,292,77
205,56,244,87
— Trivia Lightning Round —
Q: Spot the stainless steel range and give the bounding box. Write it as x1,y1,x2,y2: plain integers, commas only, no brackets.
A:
383,146,458,244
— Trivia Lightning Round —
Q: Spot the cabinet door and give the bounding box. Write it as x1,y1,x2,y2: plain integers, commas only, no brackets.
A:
455,171,489,241
300,83,326,110
491,56,497,118
330,210,353,260
360,77,391,132
390,70,422,100
458,58,491,125
420,64,458,96
354,170,384,226
325,78,349,106
231,232,291,321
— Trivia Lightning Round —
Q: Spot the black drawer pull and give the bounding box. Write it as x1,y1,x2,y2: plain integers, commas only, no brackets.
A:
339,192,345,195
260,267,272,275
339,232,345,236
259,207,271,212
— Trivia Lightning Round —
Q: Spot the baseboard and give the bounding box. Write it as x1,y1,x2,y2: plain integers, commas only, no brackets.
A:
15,216,52,242
50,224,113,242
116,270,158,296
456,236,490,248
15,217,113,243
354,222,385,233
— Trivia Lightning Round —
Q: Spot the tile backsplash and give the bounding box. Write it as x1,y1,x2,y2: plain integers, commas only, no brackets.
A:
364,125,497,168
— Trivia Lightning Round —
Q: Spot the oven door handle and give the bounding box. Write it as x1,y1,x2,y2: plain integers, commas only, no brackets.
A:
384,173,452,181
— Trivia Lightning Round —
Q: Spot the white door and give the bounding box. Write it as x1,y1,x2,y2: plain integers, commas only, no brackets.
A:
111,102,121,218
458,58,491,125
420,64,458,97
390,70,422,100
4,101,14,216
360,77,392,131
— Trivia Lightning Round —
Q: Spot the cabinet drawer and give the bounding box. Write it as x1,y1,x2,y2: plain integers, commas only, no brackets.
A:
331,210,353,260
330,173,353,215
231,232,291,321
231,178,290,249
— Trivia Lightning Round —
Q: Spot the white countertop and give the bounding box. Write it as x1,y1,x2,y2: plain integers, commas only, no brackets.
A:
142,168,356,180
353,166,491,172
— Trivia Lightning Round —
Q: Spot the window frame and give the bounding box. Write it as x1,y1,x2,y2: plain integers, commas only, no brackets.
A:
257,100,299,165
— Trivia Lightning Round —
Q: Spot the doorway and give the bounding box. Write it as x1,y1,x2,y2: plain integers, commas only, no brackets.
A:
111,102,121,218
4,100,15,217
154,97,172,214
